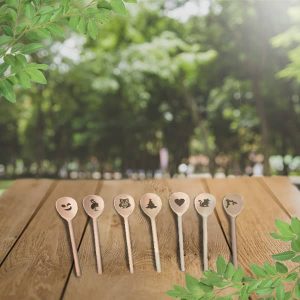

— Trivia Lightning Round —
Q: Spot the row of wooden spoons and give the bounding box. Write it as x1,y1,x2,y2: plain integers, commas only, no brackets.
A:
55,193,244,277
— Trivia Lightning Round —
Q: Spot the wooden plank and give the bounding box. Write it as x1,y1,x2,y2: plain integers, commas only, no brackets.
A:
0,180,100,300
258,176,300,217
64,179,230,300
0,179,55,264
205,177,293,273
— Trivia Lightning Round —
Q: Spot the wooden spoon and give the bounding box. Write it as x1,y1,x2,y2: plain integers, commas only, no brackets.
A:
114,194,135,273
140,193,162,273
223,194,244,267
82,195,104,274
194,193,216,271
169,192,190,272
55,197,81,277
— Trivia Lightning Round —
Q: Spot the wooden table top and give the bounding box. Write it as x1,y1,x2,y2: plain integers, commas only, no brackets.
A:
0,177,299,300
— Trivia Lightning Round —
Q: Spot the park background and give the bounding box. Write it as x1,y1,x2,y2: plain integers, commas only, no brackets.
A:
0,0,300,189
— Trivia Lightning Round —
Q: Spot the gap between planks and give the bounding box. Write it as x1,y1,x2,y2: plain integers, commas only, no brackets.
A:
0,180,58,267
256,177,293,218
60,180,103,300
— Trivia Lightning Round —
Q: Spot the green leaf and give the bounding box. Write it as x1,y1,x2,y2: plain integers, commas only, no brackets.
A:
185,274,198,291
87,19,98,40
17,71,31,88
263,262,277,275
198,282,213,293
2,25,13,37
47,24,64,38
0,35,12,46
11,43,24,53
224,262,235,279
275,262,288,274
166,285,191,299
284,272,297,282
0,63,9,75
27,63,48,71
27,28,51,40
255,287,273,295
15,54,27,65
247,279,262,292
35,64,48,71
270,232,294,242
295,282,300,299
0,79,16,102
239,286,249,300
284,291,291,300
98,0,112,9
275,220,294,237
124,0,136,2
232,267,244,282
69,15,80,30
185,274,204,297
4,54,16,67
291,218,300,235
7,8,17,22
291,255,300,262
25,68,47,84
272,278,282,287
39,6,54,15
25,3,35,19
77,17,86,34
272,251,295,261
292,239,300,252
250,264,267,278
111,0,127,15
22,43,44,54
258,278,273,288
216,256,227,275
276,285,285,300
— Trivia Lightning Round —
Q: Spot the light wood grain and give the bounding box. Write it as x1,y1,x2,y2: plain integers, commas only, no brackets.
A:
205,177,295,272
0,179,55,264
1,177,299,300
63,178,230,300
0,180,99,300
258,176,300,217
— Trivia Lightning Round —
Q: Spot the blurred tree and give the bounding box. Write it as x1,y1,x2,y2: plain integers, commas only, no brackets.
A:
1,0,300,177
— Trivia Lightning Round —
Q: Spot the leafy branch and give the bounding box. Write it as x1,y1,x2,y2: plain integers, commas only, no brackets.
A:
167,217,300,300
0,0,136,102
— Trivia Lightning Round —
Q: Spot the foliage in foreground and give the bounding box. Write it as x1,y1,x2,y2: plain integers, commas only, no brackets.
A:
167,218,300,300
0,0,135,102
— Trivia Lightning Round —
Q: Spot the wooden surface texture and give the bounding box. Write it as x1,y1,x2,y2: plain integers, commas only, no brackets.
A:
0,177,299,299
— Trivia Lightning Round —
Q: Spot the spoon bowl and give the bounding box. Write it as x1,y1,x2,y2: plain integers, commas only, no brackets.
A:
140,193,162,219
169,192,190,216
83,195,104,219
56,197,78,221
194,193,216,217
114,194,135,218
223,194,244,218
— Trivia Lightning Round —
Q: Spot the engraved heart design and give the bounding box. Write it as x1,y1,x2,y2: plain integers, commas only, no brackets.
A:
175,198,185,206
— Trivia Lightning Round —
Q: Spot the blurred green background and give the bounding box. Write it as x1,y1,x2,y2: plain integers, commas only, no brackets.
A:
1,0,300,182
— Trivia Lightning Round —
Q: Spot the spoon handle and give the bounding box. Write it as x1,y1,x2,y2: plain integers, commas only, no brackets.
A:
124,217,134,273
67,220,81,277
177,215,185,271
202,216,208,271
230,216,238,267
92,218,102,274
151,218,161,272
